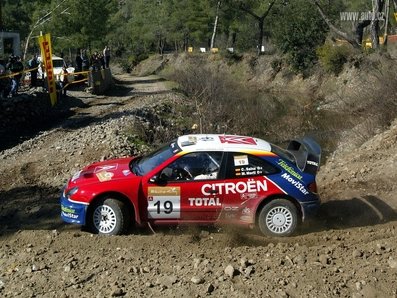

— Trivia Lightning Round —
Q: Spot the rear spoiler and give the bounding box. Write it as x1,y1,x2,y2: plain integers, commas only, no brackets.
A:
287,137,321,175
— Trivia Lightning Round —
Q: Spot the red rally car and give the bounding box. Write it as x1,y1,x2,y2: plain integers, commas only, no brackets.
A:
61,134,321,237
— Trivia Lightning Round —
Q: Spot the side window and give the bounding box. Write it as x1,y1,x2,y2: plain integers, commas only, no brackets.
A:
225,152,279,179
160,152,223,181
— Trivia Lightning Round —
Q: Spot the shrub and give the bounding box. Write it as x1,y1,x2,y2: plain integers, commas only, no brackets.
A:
317,43,351,75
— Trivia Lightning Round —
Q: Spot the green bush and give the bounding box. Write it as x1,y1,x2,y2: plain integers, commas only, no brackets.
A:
317,43,351,75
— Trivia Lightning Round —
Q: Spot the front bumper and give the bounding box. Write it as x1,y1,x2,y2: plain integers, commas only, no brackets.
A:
60,194,87,225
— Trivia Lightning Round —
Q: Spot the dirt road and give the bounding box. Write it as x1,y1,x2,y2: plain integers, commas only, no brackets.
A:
0,70,396,297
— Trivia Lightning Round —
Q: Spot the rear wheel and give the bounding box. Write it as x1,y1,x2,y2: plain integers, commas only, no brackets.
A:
258,199,298,237
88,198,130,235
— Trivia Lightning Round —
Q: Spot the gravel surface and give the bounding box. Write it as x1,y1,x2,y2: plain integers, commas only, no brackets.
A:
0,69,396,297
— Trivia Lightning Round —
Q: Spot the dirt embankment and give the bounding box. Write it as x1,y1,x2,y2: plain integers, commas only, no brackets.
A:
0,65,397,297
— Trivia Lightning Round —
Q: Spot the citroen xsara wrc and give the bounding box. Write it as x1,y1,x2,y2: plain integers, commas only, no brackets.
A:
60,134,321,237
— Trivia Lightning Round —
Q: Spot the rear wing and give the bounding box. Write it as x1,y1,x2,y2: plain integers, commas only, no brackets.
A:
287,137,321,175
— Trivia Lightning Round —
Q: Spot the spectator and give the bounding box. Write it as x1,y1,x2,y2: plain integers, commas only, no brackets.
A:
81,49,89,72
0,62,9,98
103,46,110,68
6,55,24,97
90,51,101,71
59,66,69,97
99,52,105,69
28,54,39,88
75,49,83,72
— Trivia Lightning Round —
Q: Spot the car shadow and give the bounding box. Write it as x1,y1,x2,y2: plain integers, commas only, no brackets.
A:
301,195,397,233
0,185,66,238
1,188,396,244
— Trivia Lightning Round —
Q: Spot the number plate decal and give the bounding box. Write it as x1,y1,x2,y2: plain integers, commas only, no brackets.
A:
148,187,181,219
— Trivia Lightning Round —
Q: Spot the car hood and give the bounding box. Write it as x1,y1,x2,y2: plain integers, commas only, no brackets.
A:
68,157,135,187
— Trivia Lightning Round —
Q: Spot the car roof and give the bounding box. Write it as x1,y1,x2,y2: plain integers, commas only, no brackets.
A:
38,55,64,61
177,134,272,153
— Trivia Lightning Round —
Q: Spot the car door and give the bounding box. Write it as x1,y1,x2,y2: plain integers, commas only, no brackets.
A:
145,151,225,222
220,152,280,223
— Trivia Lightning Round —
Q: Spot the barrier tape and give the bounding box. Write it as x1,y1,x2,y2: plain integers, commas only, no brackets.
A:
0,68,91,80
1,68,100,93
0,67,39,79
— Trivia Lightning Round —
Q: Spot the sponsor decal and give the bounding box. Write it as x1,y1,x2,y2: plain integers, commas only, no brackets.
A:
277,159,303,180
281,173,309,195
242,207,252,215
148,187,181,219
71,171,82,182
219,135,257,145
236,166,264,176
199,136,214,141
202,179,267,196
61,206,76,214
94,164,118,173
61,211,78,219
224,206,239,212
234,155,249,166
307,160,319,167
96,171,114,182
149,187,180,196
240,193,259,200
188,197,221,207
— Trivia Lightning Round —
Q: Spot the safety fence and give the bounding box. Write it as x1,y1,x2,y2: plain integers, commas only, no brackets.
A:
0,67,112,96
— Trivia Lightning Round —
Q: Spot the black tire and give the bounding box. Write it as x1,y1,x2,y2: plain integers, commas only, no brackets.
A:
88,198,130,235
258,199,298,237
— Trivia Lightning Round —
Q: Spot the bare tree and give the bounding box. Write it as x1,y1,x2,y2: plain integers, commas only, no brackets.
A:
210,1,221,49
312,0,386,49
23,0,69,60
238,0,277,53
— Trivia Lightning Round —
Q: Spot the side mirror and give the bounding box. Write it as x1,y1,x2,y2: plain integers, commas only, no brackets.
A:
149,173,168,184
149,175,159,183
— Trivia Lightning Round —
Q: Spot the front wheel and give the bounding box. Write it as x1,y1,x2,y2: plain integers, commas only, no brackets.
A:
258,199,298,237
88,198,130,235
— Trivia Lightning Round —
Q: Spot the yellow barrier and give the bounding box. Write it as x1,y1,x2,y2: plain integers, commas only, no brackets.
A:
0,67,39,79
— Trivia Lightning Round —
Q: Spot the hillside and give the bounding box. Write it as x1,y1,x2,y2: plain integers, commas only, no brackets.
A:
0,59,396,297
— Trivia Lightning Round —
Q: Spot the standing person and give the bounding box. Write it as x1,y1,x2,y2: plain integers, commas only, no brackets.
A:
28,54,39,88
0,62,9,98
6,55,24,97
75,49,83,80
81,49,89,72
59,66,69,97
90,51,101,71
103,46,110,68
75,49,82,72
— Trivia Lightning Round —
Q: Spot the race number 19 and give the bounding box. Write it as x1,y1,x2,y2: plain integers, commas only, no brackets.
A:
154,200,173,214
148,187,181,219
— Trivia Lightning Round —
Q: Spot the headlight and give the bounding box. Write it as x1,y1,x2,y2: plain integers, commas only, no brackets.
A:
65,187,79,198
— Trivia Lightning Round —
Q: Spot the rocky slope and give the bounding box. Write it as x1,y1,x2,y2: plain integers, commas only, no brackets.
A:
0,68,396,297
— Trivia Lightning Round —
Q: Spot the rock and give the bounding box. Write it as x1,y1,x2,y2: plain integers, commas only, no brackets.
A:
191,276,204,285
240,258,248,268
157,275,178,287
206,283,215,294
388,258,397,269
352,250,363,258
111,287,124,297
318,254,330,265
224,265,237,278
244,266,255,277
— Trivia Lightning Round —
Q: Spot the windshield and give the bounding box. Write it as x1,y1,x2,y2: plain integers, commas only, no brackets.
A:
52,59,64,68
130,140,180,176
